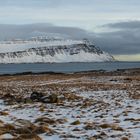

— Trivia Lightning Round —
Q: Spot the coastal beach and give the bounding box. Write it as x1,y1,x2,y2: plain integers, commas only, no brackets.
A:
0,68,139,140
0,0,140,140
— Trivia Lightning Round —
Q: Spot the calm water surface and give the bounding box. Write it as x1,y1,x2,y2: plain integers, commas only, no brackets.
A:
0,62,140,74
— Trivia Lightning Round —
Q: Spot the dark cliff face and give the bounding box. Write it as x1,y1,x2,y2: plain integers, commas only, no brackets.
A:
0,42,103,58
0,38,114,63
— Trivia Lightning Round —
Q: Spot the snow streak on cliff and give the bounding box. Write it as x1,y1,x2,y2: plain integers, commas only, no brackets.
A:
0,37,114,63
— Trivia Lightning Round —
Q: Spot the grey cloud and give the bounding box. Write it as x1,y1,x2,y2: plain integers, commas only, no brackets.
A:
0,0,91,8
94,33,140,55
93,21,140,55
0,21,140,56
0,0,62,8
0,23,93,41
103,20,140,29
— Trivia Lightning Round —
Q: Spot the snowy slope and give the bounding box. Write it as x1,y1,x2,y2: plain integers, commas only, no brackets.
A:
0,38,114,63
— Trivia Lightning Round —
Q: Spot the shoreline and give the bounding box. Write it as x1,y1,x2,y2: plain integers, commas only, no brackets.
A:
0,61,140,76
0,67,140,77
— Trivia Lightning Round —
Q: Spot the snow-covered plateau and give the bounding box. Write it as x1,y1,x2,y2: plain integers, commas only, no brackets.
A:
0,37,114,63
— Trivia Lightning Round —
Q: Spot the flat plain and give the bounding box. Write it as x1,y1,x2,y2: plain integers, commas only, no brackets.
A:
0,69,140,140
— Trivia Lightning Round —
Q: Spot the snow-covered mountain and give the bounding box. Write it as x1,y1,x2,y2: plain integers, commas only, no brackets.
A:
0,37,114,63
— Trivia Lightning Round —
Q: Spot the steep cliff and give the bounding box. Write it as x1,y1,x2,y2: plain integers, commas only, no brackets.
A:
0,38,114,63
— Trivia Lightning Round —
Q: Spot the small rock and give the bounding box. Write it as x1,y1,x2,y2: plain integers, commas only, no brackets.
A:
84,123,95,130
30,92,43,101
0,111,9,116
121,137,129,140
99,123,124,131
17,134,42,140
71,120,81,125
41,94,58,103
35,117,56,125
33,125,55,135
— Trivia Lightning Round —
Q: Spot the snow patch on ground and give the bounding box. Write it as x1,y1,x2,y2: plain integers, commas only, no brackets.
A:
0,90,140,140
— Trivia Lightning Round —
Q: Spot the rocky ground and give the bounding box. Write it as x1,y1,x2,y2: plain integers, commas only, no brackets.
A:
0,69,140,140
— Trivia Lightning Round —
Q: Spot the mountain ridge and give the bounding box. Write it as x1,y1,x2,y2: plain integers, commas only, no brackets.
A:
0,37,115,63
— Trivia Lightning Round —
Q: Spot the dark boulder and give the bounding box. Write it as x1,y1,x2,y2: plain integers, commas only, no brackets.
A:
30,92,44,101
41,94,58,103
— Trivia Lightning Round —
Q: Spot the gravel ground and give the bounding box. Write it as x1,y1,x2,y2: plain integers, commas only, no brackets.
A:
0,69,140,140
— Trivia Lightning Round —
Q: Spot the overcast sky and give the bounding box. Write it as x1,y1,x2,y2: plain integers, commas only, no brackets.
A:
0,0,140,61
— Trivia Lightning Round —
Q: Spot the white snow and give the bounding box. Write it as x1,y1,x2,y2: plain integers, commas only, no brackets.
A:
0,39,114,63
0,50,113,63
0,90,140,140
0,40,83,53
